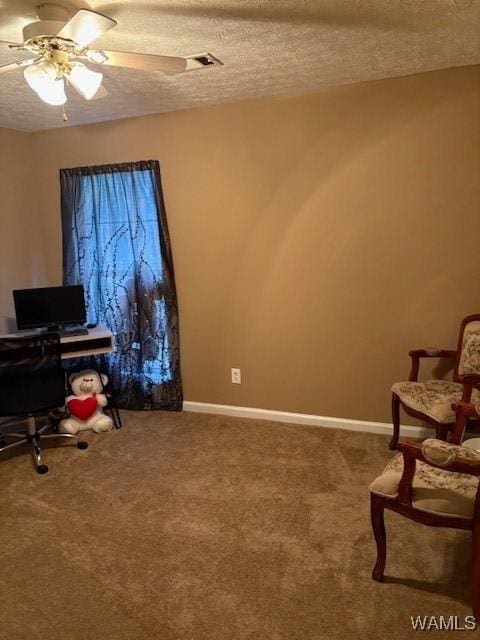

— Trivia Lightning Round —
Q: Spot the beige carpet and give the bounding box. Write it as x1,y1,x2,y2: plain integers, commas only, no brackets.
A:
0,411,473,639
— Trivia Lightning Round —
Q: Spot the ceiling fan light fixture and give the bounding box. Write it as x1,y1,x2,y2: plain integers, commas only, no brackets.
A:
37,78,67,106
68,62,103,99
23,61,56,92
4,6,221,119
24,62,67,105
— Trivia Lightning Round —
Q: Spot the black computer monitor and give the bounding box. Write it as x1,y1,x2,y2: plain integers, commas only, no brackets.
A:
13,285,86,331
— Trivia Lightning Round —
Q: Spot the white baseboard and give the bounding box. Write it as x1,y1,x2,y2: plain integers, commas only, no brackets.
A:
183,401,429,439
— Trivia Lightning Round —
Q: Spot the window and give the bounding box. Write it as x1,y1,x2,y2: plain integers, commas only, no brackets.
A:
60,160,182,410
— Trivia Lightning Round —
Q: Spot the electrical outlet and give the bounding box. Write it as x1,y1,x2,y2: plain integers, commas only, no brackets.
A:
231,367,241,384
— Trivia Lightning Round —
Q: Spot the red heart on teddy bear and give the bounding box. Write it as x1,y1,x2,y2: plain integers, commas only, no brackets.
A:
68,396,97,421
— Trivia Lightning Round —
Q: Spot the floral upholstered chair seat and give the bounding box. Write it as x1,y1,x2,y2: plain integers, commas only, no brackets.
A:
391,380,480,424
370,439,480,518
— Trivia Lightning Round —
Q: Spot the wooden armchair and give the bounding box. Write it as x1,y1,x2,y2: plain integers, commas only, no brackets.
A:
390,314,480,450
370,427,480,620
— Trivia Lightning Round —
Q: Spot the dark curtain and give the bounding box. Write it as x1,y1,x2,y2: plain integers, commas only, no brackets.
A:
60,160,182,411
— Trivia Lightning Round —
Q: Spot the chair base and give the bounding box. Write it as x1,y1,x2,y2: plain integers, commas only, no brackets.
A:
0,417,88,474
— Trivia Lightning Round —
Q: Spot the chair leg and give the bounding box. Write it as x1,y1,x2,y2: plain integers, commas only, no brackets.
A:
371,493,387,582
31,436,48,474
472,522,480,623
37,423,52,436
0,437,28,454
41,433,89,450
389,393,401,450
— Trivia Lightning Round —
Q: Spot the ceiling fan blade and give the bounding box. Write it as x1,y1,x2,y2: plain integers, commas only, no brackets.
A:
0,58,37,74
0,40,24,49
56,9,117,47
99,50,186,75
70,81,109,101
90,84,109,100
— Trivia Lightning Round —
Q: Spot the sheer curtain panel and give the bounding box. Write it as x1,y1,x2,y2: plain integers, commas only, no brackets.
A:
60,160,182,410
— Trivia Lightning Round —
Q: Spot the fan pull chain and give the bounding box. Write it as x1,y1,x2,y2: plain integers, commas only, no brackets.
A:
62,106,68,122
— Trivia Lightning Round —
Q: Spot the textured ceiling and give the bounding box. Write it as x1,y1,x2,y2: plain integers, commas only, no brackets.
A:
0,0,480,131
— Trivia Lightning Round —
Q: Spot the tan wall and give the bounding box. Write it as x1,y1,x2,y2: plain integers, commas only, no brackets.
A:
0,128,45,332
25,65,480,421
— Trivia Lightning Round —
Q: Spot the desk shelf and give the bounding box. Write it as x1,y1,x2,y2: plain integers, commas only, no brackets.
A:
60,327,115,360
1,326,115,361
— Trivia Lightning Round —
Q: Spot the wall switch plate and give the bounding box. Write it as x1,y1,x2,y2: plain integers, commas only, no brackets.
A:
231,367,241,384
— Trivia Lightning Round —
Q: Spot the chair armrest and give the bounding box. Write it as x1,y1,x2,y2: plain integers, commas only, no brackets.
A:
396,439,480,506
450,400,480,444
409,349,456,358
408,349,456,381
398,439,480,475
453,400,480,419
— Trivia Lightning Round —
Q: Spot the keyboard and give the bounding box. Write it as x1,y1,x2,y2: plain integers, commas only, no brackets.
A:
58,327,89,337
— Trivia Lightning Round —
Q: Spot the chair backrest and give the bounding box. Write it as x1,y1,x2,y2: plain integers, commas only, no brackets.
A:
0,333,66,416
454,315,480,381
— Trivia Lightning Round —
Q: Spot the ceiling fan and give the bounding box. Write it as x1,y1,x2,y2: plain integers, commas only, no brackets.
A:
0,3,221,108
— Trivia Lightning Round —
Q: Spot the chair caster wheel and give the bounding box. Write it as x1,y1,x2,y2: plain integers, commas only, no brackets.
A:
77,441,88,450
37,464,48,474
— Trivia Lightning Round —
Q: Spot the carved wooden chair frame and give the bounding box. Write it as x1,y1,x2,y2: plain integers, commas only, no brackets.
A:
372,403,480,621
390,314,480,450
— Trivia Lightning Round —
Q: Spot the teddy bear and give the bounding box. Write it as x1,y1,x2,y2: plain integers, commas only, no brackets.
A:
59,369,114,434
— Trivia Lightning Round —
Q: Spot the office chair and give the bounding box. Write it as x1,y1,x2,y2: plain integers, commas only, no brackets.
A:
0,333,88,474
